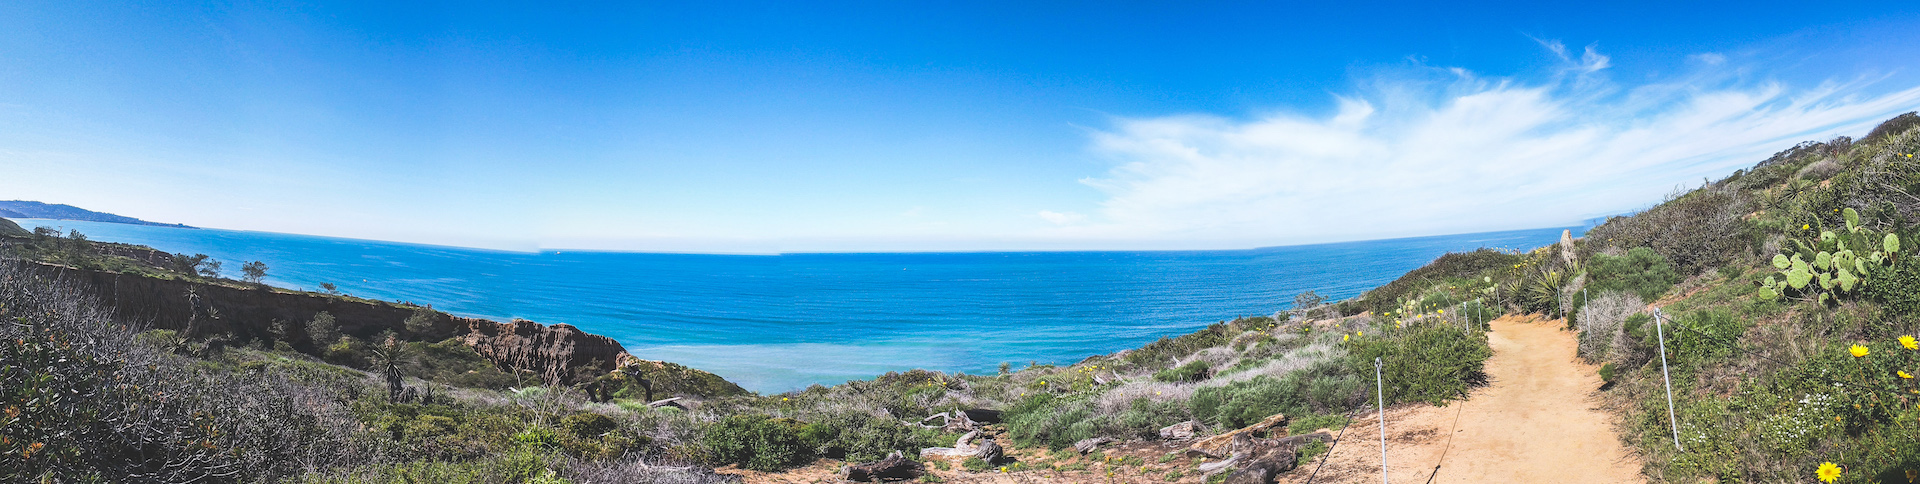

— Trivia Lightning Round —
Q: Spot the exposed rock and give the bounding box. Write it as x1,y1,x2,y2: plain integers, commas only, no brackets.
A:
1160,420,1202,441
1559,229,1578,266
463,318,627,384
845,451,924,482
1188,413,1288,458
647,397,687,410
1073,436,1113,454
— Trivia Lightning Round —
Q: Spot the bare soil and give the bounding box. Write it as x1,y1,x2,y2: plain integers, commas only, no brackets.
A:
1282,314,1644,483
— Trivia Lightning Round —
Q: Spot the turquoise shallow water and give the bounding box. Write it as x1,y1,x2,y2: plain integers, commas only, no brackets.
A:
15,219,1579,392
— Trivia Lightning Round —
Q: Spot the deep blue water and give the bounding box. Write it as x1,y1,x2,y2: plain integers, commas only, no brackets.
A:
15,219,1579,392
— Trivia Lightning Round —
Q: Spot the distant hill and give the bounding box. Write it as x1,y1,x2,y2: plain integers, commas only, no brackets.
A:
0,217,28,237
0,201,193,228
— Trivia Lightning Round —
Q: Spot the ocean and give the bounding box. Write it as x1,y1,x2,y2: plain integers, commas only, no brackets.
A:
14,219,1580,393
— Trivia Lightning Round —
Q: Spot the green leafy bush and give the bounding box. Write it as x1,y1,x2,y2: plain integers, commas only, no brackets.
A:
1191,363,1361,429
1865,246,1920,319
1153,361,1211,382
795,410,932,463
1342,324,1491,405
1193,376,1307,428
560,413,618,439
702,414,811,472
1588,247,1681,302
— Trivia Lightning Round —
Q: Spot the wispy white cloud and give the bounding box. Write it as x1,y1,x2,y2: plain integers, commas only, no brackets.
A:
1037,210,1087,225
1052,44,1920,247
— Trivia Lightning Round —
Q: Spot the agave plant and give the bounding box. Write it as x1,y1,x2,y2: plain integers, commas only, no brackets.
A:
1522,268,1567,315
1759,208,1901,304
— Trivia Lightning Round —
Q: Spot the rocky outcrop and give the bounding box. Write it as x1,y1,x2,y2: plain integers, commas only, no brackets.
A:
462,318,626,384
1160,420,1202,441
5,259,709,387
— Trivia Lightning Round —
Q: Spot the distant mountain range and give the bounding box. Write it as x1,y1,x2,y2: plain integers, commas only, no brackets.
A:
0,200,193,228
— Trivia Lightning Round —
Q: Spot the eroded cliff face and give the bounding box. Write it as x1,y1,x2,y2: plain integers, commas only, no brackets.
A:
10,259,628,385
462,319,628,384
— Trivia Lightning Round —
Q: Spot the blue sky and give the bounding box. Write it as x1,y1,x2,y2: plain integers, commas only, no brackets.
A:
3,1,1919,252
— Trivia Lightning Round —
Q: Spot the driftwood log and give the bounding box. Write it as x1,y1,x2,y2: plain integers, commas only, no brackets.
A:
1188,413,1287,458
845,451,925,482
1220,447,1301,484
1073,436,1113,454
974,439,1007,465
918,409,1003,431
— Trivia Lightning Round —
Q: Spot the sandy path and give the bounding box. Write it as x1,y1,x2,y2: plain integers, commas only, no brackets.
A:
1283,314,1643,483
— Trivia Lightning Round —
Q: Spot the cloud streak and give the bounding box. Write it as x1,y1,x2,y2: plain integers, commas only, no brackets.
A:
1060,47,1920,247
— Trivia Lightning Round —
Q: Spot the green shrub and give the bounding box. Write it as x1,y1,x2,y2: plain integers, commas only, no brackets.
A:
1865,248,1920,319
702,414,812,472
1295,439,1330,468
1126,324,1232,367
1287,413,1349,434
1353,249,1524,315
1153,361,1211,382
560,413,618,439
961,457,990,472
1005,392,1188,451
1342,324,1491,405
408,338,518,389
514,426,561,450
1004,393,1094,450
796,410,932,463
1193,375,1306,428
290,447,564,484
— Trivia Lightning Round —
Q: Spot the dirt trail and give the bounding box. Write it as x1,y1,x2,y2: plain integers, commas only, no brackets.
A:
1283,314,1643,483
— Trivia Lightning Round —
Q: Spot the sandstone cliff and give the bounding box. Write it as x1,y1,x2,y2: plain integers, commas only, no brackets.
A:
6,259,719,389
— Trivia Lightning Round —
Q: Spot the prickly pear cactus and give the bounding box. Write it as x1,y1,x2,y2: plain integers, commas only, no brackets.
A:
1758,208,1901,303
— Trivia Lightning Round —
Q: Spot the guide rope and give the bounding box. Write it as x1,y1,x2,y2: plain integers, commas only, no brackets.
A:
1302,408,1362,484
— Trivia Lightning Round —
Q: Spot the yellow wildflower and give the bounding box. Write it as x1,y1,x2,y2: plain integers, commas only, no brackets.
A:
1804,224,1811,230
1817,462,1842,482
1900,370,1913,379
1902,335,1918,350
1851,345,1870,358
1358,331,1364,337
1343,334,1350,342
999,466,1007,473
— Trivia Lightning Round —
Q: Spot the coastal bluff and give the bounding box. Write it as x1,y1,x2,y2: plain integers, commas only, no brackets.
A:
6,258,696,387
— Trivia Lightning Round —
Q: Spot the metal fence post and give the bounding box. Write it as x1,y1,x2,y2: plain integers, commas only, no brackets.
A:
1376,356,1389,484
1654,308,1682,451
